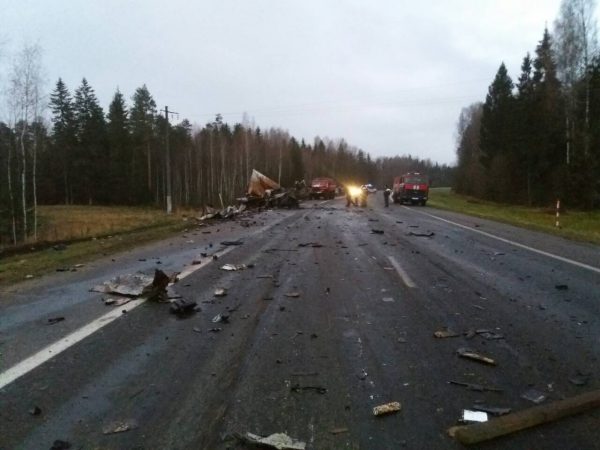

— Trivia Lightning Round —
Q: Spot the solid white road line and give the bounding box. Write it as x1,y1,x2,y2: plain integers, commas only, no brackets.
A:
0,214,290,390
387,256,417,288
405,207,600,275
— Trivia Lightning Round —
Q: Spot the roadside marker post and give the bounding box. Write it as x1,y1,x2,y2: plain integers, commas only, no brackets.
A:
555,199,560,228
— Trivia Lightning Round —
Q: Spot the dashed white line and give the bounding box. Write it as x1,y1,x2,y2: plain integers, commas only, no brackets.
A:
387,256,417,288
404,206,600,275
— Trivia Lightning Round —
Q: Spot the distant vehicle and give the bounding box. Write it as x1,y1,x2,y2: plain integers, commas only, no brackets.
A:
310,177,337,200
363,184,377,194
392,173,429,205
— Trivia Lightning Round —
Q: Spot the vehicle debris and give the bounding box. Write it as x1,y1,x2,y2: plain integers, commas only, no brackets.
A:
47,317,65,325
555,284,569,290
91,273,153,297
285,292,300,298
521,388,547,404
212,313,230,323
298,242,324,247
143,269,172,301
448,380,503,393
104,296,131,306
220,263,247,271
434,330,460,338
169,299,198,316
221,239,244,246
461,410,488,423
373,401,402,416
235,432,306,450
472,405,512,416
50,440,71,450
456,347,496,365
29,405,42,416
214,288,227,297
290,383,327,394
448,389,600,445
408,231,435,237
569,371,591,386
329,427,349,435
371,229,384,234
208,327,222,333
102,419,138,435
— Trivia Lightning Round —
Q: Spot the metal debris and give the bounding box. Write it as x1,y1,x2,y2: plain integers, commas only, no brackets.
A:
371,229,384,234
456,347,496,365
47,317,65,325
102,419,138,435
448,380,503,393
220,263,247,271
298,242,324,247
408,231,435,237
212,313,230,323
329,427,349,435
91,273,153,297
214,288,227,297
291,383,327,394
555,284,569,290
434,330,460,338
472,405,512,416
285,292,300,298
169,299,198,316
462,410,488,423
373,401,402,416
221,240,244,246
237,432,306,450
521,388,547,404
29,405,42,416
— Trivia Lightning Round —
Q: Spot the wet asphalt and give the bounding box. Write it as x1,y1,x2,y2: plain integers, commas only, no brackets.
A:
0,196,599,450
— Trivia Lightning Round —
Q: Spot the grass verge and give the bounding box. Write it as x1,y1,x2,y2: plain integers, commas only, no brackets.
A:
428,187,600,245
0,206,194,287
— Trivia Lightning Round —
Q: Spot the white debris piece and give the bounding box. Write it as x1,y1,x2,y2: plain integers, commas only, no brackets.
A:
243,432,306,450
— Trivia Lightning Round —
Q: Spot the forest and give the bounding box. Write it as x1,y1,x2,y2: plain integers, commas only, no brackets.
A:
455,0,600,210
0,57,451,246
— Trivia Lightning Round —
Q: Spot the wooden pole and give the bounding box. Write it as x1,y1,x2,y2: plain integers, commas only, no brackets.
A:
448,389,600,445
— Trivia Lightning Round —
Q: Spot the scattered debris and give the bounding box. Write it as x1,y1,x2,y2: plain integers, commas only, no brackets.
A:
456,347,496,365
208,327,222,333
221,240,244,246
434,330,460,338
50,440,71,450
236,432,306,450
569,371,591,387
29,405,42,416
555,284,569,290
472,405,512,416
473,329,505,340
521,388,546,404
291,383,327,394
193,327,202,333
448,389,600,445
371,229,384,234
169,299,198,316
408,231,435,237
373,401,402,416
461,410,488,423
285,292,300,298
104,296,131,307
382,297,394,303
212,313,230,324
47,317,65,325
102,419,138,435
298,242,324,248
214,288,227,297
448,380,503,393
329,427,349,435
220,263,247,271
91,273,153,297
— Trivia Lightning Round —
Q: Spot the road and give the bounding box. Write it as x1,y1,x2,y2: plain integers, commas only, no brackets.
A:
1,196,599,450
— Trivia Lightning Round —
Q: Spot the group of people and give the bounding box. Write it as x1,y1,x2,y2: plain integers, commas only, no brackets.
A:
345,185,392,207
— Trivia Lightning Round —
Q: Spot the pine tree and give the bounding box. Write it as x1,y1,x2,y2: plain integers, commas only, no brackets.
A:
73,78,107,204
130,85,157,202
107,89,130,203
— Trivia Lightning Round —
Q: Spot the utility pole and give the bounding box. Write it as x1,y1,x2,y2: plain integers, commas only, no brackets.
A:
161,106,178,214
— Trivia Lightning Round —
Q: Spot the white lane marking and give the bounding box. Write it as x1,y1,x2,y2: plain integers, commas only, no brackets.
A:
405,207,600,275
387,256,417,288
0,298,145,390
0,214,290,390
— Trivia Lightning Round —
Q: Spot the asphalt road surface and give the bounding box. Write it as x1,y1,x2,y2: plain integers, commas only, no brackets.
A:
1,196,599,450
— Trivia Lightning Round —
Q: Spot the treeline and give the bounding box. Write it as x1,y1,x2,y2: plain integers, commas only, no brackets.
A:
455,0,600,209
1,55,436,246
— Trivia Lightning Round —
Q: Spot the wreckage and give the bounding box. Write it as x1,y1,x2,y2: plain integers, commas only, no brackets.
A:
197,170,299,221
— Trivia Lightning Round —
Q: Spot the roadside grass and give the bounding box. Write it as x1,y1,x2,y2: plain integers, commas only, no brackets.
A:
0,206,195,287
428,187,600,245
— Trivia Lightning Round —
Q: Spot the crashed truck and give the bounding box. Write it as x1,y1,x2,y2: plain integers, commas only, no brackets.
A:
237,169,299,208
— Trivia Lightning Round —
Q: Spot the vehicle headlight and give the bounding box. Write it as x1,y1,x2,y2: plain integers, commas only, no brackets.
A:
348,186,361,197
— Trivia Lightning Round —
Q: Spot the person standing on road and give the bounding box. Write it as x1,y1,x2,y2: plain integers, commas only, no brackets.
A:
383,185,391,207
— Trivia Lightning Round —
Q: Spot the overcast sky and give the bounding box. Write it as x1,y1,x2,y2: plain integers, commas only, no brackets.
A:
1,0,582,165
